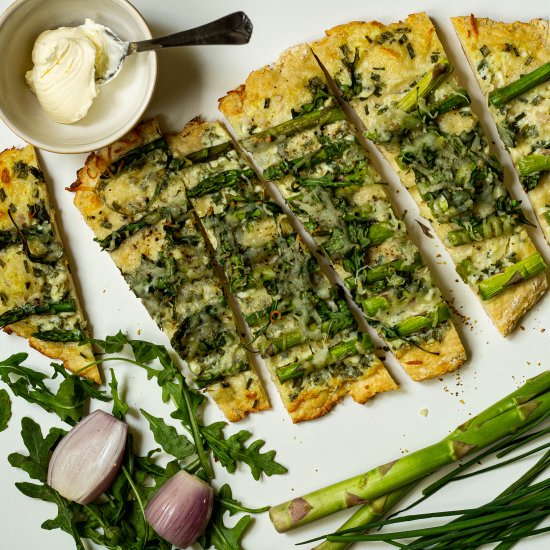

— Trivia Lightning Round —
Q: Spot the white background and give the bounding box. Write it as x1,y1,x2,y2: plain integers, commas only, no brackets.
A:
1,1,549,549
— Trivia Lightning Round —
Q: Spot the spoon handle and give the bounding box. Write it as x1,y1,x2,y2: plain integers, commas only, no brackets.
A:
132,12,253,52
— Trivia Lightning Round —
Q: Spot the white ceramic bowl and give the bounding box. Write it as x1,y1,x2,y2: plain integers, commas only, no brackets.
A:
0,0,157,153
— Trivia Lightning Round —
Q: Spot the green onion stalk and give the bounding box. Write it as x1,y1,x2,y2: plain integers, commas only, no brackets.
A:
478,252,547,301
489,61,550,108
269,370,550,532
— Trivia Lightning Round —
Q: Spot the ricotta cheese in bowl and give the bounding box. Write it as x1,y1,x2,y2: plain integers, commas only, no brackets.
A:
25,19,126,124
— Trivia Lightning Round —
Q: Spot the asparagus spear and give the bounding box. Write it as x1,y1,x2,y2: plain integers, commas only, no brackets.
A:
31,329,85,342
244,106,346,147
478,253,547,301
187,168,255,198
447,215,517,247
269,370,550,532
393,303,450,338
397,59,452,112
488,61,550,108
0,300,76,329
518,153,550,177
275,335,372,384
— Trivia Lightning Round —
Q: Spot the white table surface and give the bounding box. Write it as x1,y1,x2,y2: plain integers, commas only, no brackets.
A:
1,0,549,548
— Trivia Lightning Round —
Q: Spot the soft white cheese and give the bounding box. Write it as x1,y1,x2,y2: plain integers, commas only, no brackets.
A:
25,19,126,124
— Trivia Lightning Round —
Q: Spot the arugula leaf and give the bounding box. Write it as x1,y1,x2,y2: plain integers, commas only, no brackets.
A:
0,354,109,425
8,417,66,481
0,387,11,431
202,422,288,480
90,330,128,353
109,369,129,420
217,484,270,515
200,503,252,550
140,408,195,460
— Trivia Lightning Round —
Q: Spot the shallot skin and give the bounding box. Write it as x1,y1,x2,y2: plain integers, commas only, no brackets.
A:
145,470,214,548
47,409,127,504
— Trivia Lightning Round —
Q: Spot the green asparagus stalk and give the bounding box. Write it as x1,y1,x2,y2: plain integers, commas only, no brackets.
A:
0,300,76,329
244,107,346,147
275,336,369,384
263,139,352,181
269,370,550,532
489,61,550,108
187,168,255,198
518,153,550,177
366,256,421,283
194,362,250,389
394,303,451,338
94,208,166,250
313,484,415,550
397,59,452,112
362,296,389,316
264,329,305,356
100,138,168,178
478,252,547,301
447,215,517,247
430,88,470,117
184,140,233,164
31,329,85,342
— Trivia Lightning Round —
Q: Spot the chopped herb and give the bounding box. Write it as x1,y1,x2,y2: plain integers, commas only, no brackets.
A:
480,44,490,57
406,43,416,59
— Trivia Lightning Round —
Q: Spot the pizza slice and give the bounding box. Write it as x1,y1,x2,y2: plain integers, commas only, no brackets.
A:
310,12,548,336
0,145,98,382
167,119,397,422
219,43,466,380
453,16,550,240
72,119,269,421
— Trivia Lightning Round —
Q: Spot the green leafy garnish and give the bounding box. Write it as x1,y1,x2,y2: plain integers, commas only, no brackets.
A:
0,387,11,431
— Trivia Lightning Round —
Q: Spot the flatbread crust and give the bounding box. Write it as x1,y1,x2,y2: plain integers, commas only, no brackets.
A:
453,16,550,243
169,117,396,423
72,119,269,421
220,42,466,379
311,13,548,336
0,145,98,382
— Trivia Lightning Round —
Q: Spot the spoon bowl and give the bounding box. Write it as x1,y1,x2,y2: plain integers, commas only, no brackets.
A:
99,11,253,84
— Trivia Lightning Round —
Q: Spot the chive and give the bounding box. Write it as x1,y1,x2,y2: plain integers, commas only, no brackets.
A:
480,44,490,57
0,300,76,329
518,153,550,177
397,59,452,112
478,253,547,300
406,43,416,59
489,61,550,107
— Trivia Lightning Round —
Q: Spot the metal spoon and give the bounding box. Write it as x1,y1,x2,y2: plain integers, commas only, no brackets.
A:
98,11,253,84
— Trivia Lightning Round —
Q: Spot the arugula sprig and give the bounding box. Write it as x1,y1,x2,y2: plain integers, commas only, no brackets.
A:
90,331,288,481
0,353,110,425
5,351,274,550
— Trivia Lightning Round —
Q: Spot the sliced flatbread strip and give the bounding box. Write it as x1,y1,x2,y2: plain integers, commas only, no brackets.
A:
167,119,397,422
72,119,268,421
310,12,548,336
219,43,466,380
453,16,550,241
0,145,98,382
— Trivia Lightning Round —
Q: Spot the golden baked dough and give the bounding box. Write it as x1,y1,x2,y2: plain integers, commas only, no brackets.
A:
219,42,467,380
0,145,98,382
72,119,269,421
453,16,550,243
311,13,548,336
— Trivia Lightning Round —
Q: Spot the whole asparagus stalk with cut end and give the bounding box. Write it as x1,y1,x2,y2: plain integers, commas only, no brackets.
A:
489,61,550,108
269,370,550,532
313,484,415,550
